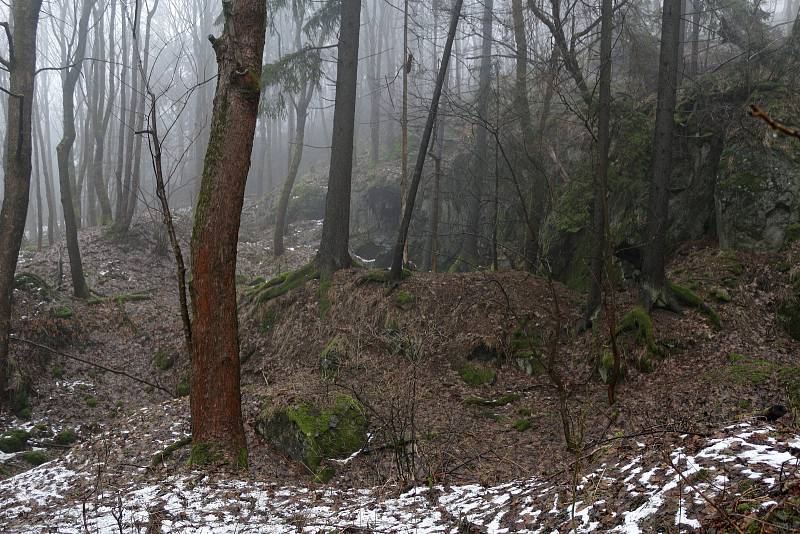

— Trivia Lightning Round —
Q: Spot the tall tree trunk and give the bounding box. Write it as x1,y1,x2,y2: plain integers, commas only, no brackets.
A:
456,0,493,270
367,0,382,167
641,0,682,309
317,0,362,275
35,89,57,245
114,9,129,221
391,0,463,279
89,2,114,225
55,0,93,299
273,94,311,257
119,0,141,230
0,0,44,401
689,0,700,77
123,0,159,231
189,0,266,466
32,110,43,250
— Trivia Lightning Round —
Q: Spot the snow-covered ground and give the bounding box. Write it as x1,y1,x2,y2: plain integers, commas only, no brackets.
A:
1,400,797,532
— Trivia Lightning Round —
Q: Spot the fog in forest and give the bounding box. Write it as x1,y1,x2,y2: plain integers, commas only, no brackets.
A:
0,0,798,531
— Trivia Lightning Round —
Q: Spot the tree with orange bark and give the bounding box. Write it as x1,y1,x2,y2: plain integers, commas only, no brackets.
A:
188,0,267,467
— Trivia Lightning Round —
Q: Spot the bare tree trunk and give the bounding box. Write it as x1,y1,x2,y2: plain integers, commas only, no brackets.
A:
0,0,44,401
114,9,129,221
367,0,382,167
641,0,682,309
455,0,493,270
689,0,700,77
55,0,93,299
189,0,266,467
35,89,57,245
586,0,614,323
32,108,43,250
273,94,311,257
123,0,159,231
399,0,409,263
89,2,115,225
391,0,463,279
317,0,362,275
119,0,141,230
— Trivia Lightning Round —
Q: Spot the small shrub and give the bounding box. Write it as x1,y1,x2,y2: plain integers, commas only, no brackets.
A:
84,396,98,408
512,419,532,432
54,428,77,446
21,450,48,466
154,348,174,371
0,429,29,453
176,378,190,397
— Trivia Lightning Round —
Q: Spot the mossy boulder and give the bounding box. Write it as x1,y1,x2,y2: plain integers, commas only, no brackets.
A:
255,395,368,480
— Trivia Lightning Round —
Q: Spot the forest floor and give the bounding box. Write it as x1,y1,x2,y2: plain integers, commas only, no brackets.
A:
1,205,799,532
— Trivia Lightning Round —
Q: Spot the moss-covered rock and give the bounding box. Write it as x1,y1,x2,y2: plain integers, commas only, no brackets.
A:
255,395,368,480
617,305,660,356
512,419,532,432
458,364,496,386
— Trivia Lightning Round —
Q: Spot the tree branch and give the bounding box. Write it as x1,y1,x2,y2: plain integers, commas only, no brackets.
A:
0,21,13,68
749,104,800,141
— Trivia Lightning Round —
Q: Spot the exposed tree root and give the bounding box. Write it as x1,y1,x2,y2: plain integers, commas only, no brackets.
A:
246,262,319,305
640,280,722,329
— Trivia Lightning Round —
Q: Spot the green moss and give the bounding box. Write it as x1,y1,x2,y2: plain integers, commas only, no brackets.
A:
286,395,367,471
0,429,29,453
176,378,190,397
458,364,496,386
778,295,800,340
54,306,73,319
617,306,660,355
726,354,775,385
464,393,521,407
248,263,318,304
235,446,248,469
21,450,48,466
188,442,221,466
154,348,174,371
84,396,98,408
314,466,336,483
510,320,544,375
52,365,64,379
598,349,630,383
712,287,732,303
151,436,193,466
392,290,415,310
512,419,532,432
54,428,77,446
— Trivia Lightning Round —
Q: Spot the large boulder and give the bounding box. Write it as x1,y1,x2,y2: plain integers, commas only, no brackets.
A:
255,394,368,482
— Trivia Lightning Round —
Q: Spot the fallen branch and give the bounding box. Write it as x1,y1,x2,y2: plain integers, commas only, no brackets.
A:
9,335,173,397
